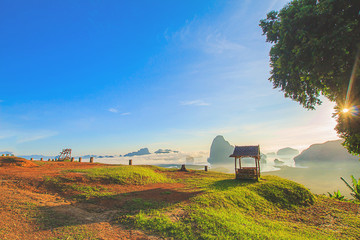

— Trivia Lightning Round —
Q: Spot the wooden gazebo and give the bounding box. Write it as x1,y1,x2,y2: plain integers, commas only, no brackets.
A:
229,145,260,180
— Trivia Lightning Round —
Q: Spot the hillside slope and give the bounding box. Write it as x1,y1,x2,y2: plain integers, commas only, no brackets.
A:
0,159,359,239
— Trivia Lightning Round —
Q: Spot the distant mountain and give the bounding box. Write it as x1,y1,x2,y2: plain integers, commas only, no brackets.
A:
294,140,359,165
82,155,98,158
155,149,179,154
277,147,299,156
0,151,14,155
208,135,234,165
97,155,115,158
124,148,151,157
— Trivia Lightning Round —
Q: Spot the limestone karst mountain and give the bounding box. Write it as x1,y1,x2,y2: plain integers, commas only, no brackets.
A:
207,135,234,165
208,135,267,165
124,148,151,157
294,140,359,165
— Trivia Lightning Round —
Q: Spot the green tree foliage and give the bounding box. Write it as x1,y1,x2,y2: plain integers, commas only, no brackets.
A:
260,0,360,155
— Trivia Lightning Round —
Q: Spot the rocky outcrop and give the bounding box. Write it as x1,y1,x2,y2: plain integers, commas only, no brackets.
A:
274,159,284,166
294,140,359,165
124,148,151,157
208,135,234,165
277,147,299,156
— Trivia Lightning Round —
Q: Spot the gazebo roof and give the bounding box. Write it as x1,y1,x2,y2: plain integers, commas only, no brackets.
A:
229,145,260,157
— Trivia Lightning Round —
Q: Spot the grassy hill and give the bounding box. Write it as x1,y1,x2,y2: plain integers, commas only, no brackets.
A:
0,158,359,239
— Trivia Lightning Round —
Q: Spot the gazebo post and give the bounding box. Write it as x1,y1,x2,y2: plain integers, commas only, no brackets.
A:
255,157,258,179
234,157,237,173
258,146,261,178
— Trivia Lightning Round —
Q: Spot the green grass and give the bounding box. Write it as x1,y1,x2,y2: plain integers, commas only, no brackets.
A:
43,165,173,201
68,165,173,185
68,184,114,200
43,176,115,201
48,226,99,240
36,207,99,240
38,166,360,239
249,176,315,209
125,198,168,212
122,174,345,240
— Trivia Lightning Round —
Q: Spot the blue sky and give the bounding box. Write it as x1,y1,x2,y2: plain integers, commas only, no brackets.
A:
0,0,339,155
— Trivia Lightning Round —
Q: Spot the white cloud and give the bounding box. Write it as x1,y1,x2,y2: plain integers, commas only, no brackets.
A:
108,108,119,113
108,108,130,115
180,100,210,106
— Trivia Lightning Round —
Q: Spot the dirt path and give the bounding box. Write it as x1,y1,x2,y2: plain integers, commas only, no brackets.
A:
0,158,198,239
0,180,165,240
0,160,159,239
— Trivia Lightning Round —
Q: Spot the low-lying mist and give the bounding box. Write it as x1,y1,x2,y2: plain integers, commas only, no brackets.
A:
212,158,360,198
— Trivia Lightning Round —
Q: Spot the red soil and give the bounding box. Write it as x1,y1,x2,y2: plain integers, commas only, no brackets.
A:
0,158,199,239
0,156,38,167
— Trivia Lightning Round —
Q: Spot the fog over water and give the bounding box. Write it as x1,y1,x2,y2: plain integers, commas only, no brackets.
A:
213,155,360,198
91,152,360,198
90,152,209,166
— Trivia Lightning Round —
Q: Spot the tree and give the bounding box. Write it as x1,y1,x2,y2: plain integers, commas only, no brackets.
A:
260,0,360,155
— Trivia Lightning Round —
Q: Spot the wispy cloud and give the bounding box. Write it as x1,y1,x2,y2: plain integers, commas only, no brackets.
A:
180,100,210,106
17,130,58,143
108,108,131,115
202,33,245,55
108,108,119,113
0,131,16,140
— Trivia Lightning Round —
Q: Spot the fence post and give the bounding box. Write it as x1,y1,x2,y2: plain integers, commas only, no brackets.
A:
40,158,43,161
79,157,82,163
30,158,33,161
205,166,208,172
90,157,94,163
129,159,132,165
71,157,74,162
